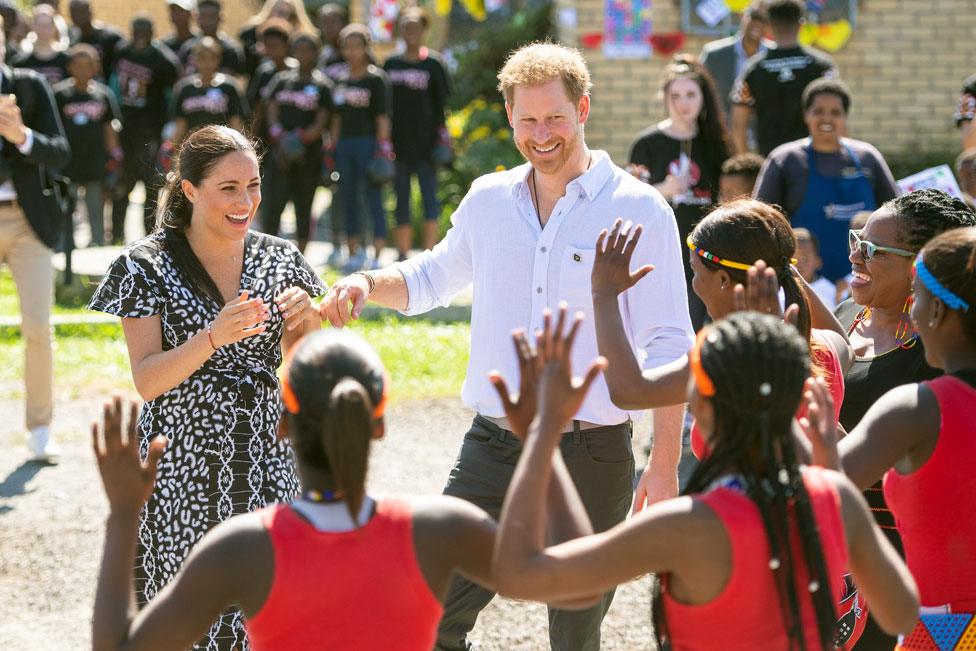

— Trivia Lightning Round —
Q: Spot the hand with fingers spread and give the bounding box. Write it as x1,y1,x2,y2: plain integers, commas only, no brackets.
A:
319,274,371,329
732,260,800,328
275,286,318,332
592,218,655,299
535,304,608,434
798,376,842,471
489,329,541,440
209,291,270,349
92,396,167,517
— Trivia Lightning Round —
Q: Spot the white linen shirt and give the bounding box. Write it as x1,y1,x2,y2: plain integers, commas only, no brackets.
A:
396,149,694,425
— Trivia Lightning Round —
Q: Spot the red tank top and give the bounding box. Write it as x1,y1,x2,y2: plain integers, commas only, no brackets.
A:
883,376,976,612
663,466,849,651
691,329,845,460
245,498,444,651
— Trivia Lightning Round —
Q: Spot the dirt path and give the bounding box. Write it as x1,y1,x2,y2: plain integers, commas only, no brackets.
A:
0,396,655,650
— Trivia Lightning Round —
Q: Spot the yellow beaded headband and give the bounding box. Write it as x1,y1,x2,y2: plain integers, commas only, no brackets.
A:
686,234,798,271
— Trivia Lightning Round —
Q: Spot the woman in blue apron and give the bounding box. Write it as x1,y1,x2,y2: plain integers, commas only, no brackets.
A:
754,78,898,283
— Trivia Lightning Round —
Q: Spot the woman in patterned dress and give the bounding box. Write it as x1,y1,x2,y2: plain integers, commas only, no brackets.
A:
88,125,325,650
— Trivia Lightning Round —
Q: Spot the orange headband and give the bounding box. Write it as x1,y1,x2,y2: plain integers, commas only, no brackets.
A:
280,362,390,420
689,329,716,397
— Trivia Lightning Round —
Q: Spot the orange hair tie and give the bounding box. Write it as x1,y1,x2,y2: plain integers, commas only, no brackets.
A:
372,369,390,419
281,372,301,414
689,330,716,398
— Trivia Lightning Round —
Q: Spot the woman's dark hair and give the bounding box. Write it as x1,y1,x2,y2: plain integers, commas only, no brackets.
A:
661,54,732,185
880,188,976,252
155,125,259,306
258,18,291,44
653,312,835,651
692,199,814,341
290,30,321,51
919,226,976,340
802,78,851,114
284,330,386,525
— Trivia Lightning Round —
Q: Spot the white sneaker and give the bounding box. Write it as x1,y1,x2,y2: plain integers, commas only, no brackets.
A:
28,425,59,462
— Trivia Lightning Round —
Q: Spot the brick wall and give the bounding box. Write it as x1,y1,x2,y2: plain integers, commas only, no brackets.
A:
563,0,976,166
85,0,260,43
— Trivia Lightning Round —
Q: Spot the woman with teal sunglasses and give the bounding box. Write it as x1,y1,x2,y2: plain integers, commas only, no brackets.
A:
833,188,976,649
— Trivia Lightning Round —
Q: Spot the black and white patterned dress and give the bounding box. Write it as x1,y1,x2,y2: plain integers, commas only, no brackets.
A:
88,230,326,650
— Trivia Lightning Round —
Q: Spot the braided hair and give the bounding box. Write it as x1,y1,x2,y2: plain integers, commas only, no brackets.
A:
881,188,976,252
653,313,836,651
918,226,976,340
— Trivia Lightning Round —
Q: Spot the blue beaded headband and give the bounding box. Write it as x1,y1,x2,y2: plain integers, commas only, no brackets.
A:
914,257,970,313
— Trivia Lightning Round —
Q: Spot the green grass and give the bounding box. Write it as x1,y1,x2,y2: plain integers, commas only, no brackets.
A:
0,318,469,403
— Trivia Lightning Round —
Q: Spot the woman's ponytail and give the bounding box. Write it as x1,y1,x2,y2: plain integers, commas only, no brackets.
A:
320,378,374,526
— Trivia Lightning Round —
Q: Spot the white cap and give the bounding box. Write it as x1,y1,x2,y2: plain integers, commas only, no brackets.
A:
167,0,197,11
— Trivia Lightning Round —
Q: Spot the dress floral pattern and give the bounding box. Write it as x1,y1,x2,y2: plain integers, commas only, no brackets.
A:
88,230,326,650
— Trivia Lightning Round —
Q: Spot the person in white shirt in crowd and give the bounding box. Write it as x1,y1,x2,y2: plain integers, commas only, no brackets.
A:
320,41,693,651
793,227,838,309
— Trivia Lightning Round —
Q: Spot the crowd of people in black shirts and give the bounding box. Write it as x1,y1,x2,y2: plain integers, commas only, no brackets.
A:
5,0,449,270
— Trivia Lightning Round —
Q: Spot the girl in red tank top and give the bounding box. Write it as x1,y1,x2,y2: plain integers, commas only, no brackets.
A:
820,227,976,650
91,330,583,651
494,307,918,651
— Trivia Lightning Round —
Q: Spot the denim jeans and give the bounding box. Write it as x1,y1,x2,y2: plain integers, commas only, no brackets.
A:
71,182,105,246
394,157,440,224
335,136,386,239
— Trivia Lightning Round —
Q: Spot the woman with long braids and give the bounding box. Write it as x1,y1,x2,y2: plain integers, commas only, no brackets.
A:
87,125,325,649
627,54,732,330
493,307,918,650
834,189,976,648
90,329,600,650
810,227,976,651
590,201,851,461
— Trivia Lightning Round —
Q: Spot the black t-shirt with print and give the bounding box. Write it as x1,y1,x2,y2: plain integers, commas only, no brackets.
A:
161,30,200,62
69,24,124,80
54,79,121,181
730,45,836,155
248,59,296,107
12,50,69,87
628,126,718,241
332,66,390,139
172,73,248,132
113,41,180,131
266,68,334,160
177,33,245,76
319,52,349,82
383,50,449,161
237,24,261,78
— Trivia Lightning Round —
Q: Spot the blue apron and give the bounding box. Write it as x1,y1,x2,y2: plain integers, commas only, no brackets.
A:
791,140,877,281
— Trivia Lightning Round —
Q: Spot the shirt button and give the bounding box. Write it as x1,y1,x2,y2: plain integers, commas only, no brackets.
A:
540,246,547,252
536,287,543,294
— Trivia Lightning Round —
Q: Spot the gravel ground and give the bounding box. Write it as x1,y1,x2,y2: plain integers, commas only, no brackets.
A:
0,393,656,650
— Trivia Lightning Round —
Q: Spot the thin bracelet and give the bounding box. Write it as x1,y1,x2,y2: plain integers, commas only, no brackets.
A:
352,271,376,293
206,323,218,351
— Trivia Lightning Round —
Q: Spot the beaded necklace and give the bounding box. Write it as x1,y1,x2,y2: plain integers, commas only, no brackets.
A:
847,295,917,351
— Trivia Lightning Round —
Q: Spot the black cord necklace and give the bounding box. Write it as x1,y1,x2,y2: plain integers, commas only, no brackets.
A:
531,152,593,226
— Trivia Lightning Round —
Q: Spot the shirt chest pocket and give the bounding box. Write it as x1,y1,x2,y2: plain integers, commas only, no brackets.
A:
556,246,595,311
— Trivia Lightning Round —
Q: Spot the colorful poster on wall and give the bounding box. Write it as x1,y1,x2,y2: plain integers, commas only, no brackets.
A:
369,0,399,41
897,165,963,200
603,0,652,59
